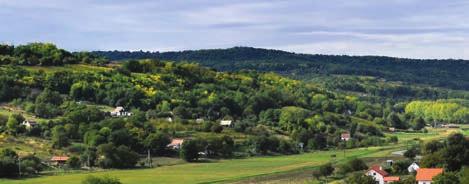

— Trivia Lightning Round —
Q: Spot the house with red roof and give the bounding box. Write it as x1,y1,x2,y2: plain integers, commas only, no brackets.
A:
366,165,400,184
416,168,443,184
50,156,69,166
167,138,184,149
341,132,351,141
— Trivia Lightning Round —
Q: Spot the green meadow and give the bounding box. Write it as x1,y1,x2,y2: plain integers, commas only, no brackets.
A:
0,127,453,184
0,146,390,184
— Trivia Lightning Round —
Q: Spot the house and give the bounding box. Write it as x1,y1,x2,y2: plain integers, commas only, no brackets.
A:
196,118,204,123
442,124,460,128
389,127,396,132
166,117,173,122
50,156,69,166
341,132,351,141
408,162,420,173
386,160,394,167
167,138,184,149
416,168,443,184
366,165,389,184
22,120,38,129
384,176,400,183
110,106,132,117
220,120,233,127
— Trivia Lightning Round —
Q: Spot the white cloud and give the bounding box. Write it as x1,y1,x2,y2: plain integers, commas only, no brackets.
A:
1,0,469,59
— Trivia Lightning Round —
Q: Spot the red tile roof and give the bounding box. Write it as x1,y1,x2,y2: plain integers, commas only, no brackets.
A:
416,168,443,181
51,156,69,161
369,165,389,176
167,138,184,147
384,176,400,182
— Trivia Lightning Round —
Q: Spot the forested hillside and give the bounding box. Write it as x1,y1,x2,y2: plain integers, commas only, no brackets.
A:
92,47,469,90
0,43,425,178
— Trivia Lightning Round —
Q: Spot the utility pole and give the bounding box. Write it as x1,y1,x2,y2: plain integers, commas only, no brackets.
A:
87,146,91,170
18,157,21,178
147,149,152,167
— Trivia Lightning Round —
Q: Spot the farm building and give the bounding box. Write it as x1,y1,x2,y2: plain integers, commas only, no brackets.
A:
416,168,443,184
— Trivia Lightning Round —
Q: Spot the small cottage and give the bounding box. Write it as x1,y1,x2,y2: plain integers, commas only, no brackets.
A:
416,168,443,184
22,120,38,129
408,162,420,173
110,106,132,117
50,156,69,166
220,120,233,127
366,165,400,184
341,132,351,141
167,138,184,149
196,118,204,123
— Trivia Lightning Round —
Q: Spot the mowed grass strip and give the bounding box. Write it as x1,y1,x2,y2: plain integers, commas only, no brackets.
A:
0,147,384,184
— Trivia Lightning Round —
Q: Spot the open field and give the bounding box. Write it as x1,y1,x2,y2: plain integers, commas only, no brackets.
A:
0,126,457,184
20,64,111,73
0,146,394,184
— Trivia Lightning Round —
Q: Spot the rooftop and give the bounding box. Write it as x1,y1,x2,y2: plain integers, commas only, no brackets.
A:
416,168,443,181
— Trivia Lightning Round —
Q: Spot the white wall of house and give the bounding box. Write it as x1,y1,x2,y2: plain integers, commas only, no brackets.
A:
418,180,432,184
366,170,385,184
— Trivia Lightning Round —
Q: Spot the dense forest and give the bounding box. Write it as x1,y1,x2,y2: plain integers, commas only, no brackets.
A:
92,47,469,90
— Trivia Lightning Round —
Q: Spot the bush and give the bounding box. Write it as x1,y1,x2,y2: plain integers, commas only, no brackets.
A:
67,156,81,169
210,124,223,133
82,175,122,184
339,158,368,174
180,139,201,162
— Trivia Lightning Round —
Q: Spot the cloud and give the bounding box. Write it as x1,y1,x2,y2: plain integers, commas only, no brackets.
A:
0,0,469,59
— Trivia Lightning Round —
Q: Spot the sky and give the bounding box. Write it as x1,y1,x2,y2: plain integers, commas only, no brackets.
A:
1,0,469,59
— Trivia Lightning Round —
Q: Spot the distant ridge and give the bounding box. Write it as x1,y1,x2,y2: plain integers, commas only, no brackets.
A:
92,47,469,90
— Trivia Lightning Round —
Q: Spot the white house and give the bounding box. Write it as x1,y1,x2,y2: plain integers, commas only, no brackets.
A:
416,168,443,184
220,120,233,127
341,132,351,141
22,120,38,129
110,106,132,117
408,162,420,173
196,118,204,123
366,165,389,184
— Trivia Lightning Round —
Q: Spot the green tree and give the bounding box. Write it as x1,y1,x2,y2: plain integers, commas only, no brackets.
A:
345,173,376,184
67,156,81,169
52,125,69,148
6,114,19,134
412,117,426,130
144,132,171,155
433,172,459,184
180,140,200,162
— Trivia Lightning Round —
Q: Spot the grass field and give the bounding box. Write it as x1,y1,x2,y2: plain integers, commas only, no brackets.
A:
20,64,111,73
0,127,455,184
0,146,394,184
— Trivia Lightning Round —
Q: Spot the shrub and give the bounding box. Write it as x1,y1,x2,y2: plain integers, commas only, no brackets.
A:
82,175,122,184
